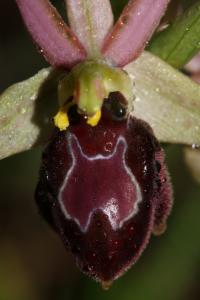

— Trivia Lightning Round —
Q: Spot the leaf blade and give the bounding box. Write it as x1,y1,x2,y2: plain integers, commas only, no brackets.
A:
149,2,200,68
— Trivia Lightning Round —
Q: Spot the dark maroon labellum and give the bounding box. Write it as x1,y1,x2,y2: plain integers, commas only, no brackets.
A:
35,105,172,286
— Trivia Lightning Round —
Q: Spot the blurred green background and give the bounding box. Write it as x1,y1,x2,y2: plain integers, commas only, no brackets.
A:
0,1,200,299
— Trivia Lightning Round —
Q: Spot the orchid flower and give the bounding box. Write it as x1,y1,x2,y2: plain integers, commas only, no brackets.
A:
1,0,200,288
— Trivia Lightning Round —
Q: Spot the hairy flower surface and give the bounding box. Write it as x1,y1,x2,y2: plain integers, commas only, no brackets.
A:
35,95,172,286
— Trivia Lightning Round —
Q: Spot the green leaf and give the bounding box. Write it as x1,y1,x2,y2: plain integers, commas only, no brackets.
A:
149,2,200,68
0,68,60,160
125,51,200,145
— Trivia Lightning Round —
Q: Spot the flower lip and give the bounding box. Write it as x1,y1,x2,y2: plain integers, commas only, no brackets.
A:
35,106,173,284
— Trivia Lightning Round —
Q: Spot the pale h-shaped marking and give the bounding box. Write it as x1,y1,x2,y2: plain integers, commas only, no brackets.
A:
59,133,142,232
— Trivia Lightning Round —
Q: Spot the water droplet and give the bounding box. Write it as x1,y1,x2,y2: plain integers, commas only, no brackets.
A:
103,232,107,238
30,94,36,101
135,96,140,102
175,118,180,123
161,177,167,183
20,108,26,114
113,240,119,246
88,265,94,272
143,165,148,175
104,142,113,152
39,48,44,54
120,15,129,25
155,87,160,93
191,143,200,149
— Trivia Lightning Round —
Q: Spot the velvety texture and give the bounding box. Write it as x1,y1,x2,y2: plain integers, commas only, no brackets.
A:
35,110,172,285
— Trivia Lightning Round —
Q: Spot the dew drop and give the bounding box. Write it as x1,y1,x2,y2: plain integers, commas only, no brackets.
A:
30,94,36,101
191,143,200,149
20,108,26,114
104,142,113,152
103,231,107,238
88,265,94,272
39,48,44,55
120,15,129,25
143,165,148,176
113,240,119,246
155,87,160,93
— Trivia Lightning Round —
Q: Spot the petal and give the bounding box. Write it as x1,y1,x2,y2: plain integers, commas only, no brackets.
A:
0,68,59,160
65,0,113,57
102,0,170,67
124,51,200,145
16,0,87,69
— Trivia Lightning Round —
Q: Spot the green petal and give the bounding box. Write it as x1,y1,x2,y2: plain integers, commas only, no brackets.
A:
0,68,59,160
125,51,200,145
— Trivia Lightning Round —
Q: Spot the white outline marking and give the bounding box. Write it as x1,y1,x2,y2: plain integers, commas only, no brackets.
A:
58,133,142,232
